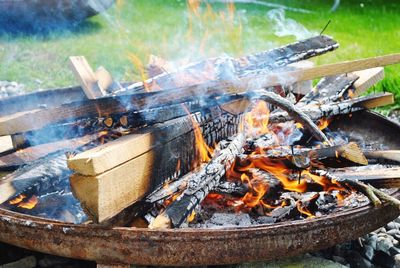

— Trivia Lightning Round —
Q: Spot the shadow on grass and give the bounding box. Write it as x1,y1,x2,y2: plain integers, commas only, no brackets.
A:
0,19,102,40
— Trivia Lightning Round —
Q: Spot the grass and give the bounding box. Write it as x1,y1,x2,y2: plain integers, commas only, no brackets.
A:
0,0,399,108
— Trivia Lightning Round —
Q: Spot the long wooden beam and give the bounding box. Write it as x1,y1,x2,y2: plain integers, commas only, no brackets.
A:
0,54,399,136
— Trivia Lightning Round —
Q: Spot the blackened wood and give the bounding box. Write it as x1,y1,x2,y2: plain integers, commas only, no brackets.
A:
251,90,331,144
268,93,394,124
150,133,246,228
296,74,358,107
119,35,339,94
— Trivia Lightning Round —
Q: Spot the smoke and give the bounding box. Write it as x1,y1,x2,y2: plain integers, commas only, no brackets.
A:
267,9,317,40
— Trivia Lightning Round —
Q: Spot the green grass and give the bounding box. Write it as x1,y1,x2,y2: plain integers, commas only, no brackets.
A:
0,0,399,108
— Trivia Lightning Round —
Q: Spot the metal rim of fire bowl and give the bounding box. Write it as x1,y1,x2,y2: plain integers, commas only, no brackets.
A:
0,111,399,266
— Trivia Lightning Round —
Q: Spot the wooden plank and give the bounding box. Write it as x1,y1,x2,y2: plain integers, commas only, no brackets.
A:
1,54,399,136
352,67,385,97
0,85,86,117
68,115,196,176
69,56,106,99
0,136,13,154
332,167,400,188
364,150,400,164
0,135,98,170
70,114,242,222
273,54,400,86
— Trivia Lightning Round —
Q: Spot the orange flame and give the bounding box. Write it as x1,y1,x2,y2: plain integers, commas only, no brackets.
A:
240,172,270,208
244,101,270,137
9,194,26,205
128,53,150,91
9,195,38,210
296,201,315,218
190,116,213,165
317,118,332,131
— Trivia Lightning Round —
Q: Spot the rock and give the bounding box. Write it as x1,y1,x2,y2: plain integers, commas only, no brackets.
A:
239,255,347,268
361,245,375,261
332,255,348,266
367,234,378,250
386,222,398,230
1,256,36,268
345,250,373,268
372,250,395,268
395,254,400,267
376,237,394,253
388,229,400,236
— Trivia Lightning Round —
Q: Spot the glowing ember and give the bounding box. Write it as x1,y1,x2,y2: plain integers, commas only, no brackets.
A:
9,194,26,205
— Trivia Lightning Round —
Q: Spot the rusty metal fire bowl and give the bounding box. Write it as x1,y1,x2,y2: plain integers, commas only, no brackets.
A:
0,110,399,266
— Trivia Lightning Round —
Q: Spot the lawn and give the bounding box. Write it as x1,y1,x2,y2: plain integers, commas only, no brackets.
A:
0,0,399,108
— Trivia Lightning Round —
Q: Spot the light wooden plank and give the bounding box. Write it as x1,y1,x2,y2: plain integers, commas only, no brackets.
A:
69,56,106,99
0,136,13,153
352,67,385,97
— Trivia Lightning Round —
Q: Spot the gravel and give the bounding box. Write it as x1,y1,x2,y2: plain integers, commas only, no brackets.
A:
0,81,25,98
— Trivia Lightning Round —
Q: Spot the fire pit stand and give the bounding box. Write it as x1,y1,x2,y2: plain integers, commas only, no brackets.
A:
0,111,399,267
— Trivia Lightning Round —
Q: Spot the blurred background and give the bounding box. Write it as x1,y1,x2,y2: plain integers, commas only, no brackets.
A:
0,0,399,110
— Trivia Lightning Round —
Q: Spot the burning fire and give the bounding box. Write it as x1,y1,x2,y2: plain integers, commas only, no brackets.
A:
244,101,270,137
9,194,39,210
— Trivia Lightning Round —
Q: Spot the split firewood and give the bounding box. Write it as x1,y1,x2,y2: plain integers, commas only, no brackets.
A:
0,132,120,205
0,151,71,205
70,112,242,222
311,170,400,209
244,142,368,169
118,35,339,94
0,85,87,117
331,167,400,189
250,90,331,144
296,74,359,107
0,136,12,154
352,67,385,97
149,133,246,229
0,134,99,170
268,92,394,124
68,111,240,176
69,56,109,99
364,150,400,164
0,52,398,136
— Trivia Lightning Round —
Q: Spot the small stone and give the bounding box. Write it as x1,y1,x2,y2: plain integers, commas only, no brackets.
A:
1,256,36,268
387,229,400,236
376,237,393,253
366,234,378,250
332,255,348,266
361,245,375,260
386,222,397,230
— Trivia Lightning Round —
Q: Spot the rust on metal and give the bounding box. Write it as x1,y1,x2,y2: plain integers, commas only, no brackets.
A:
0,111,398,266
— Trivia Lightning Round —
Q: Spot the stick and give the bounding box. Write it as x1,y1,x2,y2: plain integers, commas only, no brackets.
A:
268,93,394,124
149,133,246,229
251,90,331,145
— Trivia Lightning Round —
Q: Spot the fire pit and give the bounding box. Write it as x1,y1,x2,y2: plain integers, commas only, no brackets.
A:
0,35,400,266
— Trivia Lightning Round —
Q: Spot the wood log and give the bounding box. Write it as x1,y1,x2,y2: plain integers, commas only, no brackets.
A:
0,135,98,170
245,142,368,169
0,36,337,136
1,51,397,137
330,167,400,188
70,112,242,222
149,133,246,229
69,56,107,99
364,150,400,164
296,74,358,107
268,92,394,124
118,35,339,94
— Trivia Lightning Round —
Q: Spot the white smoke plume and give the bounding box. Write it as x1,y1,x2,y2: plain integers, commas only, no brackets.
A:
267,9,318,41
